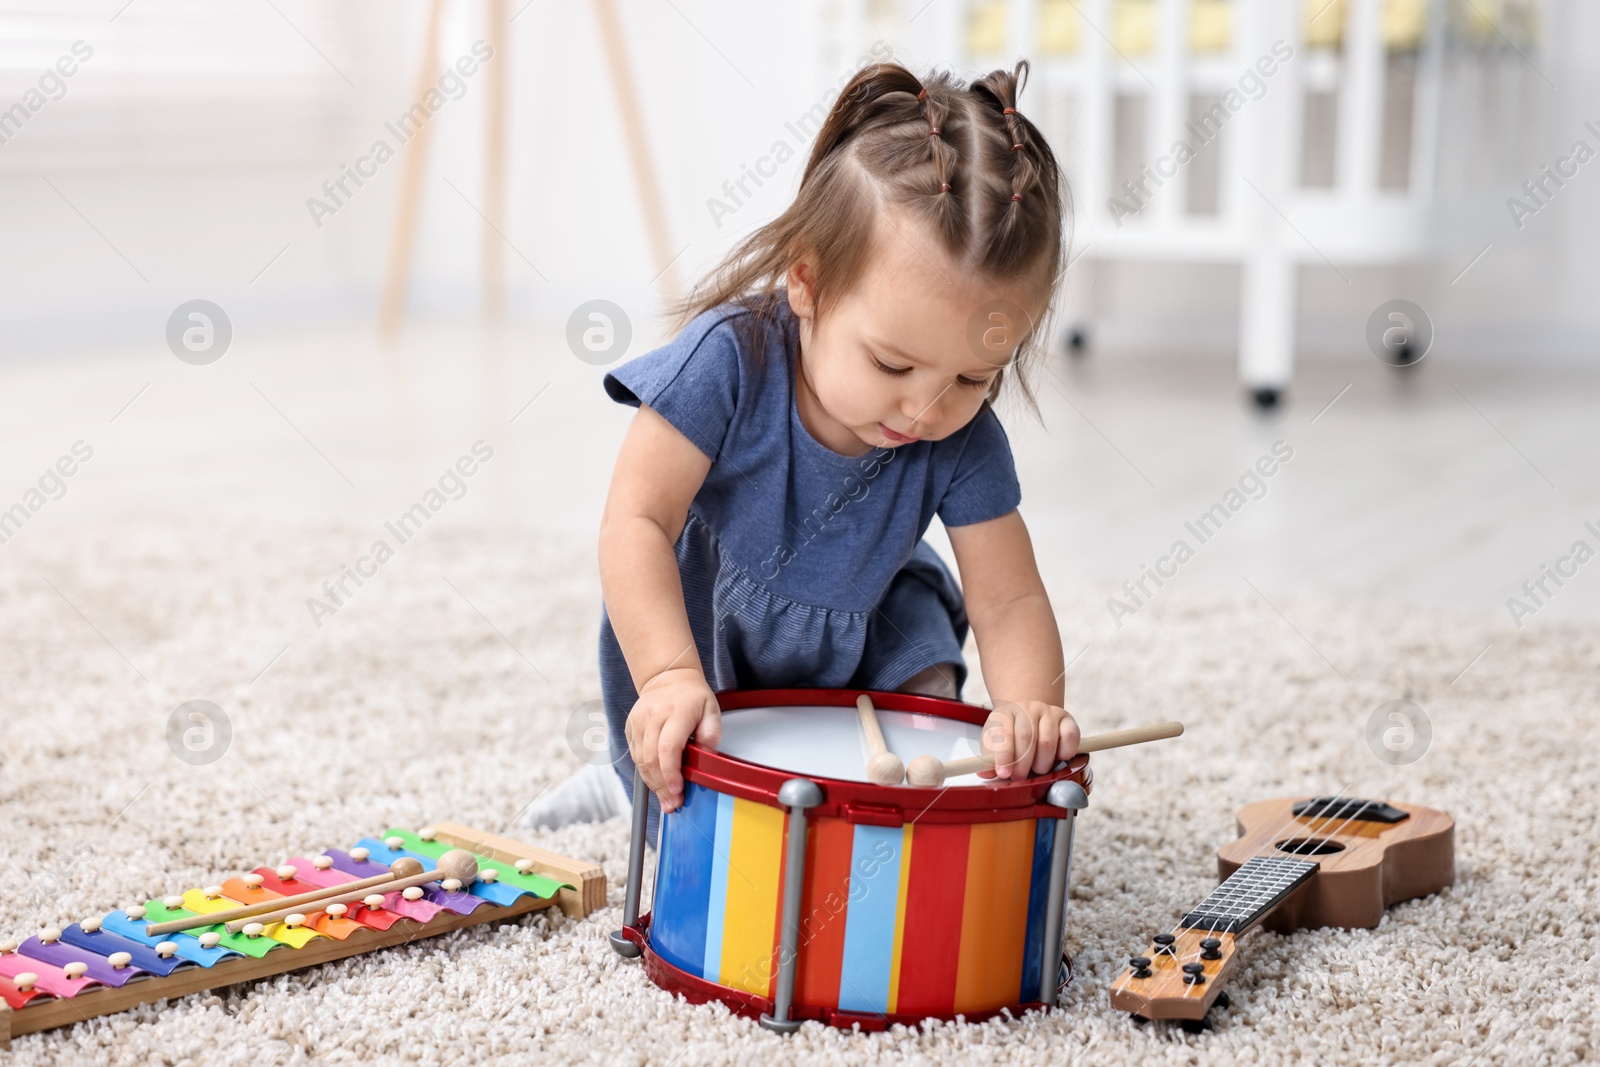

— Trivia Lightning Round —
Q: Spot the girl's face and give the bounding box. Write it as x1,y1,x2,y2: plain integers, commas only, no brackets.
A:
786,207,1050,458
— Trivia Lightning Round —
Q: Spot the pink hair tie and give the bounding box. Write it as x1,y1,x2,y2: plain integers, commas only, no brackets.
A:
940,183,951,192
1011,193,1022,202
917,88,928,101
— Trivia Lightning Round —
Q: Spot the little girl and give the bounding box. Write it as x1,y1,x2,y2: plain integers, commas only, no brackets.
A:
527,60,1080,840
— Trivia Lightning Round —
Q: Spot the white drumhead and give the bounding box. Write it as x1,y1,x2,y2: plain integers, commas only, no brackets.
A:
711,704,988,785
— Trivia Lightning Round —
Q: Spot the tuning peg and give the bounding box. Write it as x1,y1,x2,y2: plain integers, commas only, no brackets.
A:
1182,962,1206,984
1129,955,1152,979
1200,937,1222,960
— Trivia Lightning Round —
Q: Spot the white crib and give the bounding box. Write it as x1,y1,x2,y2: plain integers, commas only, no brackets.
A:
827,0,1545,405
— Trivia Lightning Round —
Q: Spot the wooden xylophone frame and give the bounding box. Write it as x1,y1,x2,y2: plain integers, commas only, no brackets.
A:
0,822,605,1050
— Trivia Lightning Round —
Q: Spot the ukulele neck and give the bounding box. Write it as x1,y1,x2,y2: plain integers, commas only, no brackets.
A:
1180,855,1319,934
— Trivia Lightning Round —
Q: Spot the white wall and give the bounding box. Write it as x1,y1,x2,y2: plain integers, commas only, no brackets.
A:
0,0,1592,366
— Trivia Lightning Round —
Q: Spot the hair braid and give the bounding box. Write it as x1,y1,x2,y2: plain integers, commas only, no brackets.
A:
665,59,1069,420
913,78,966,248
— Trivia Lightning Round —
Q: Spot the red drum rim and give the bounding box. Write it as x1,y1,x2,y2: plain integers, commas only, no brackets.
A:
683,687,1092,825
616,915,1065,1030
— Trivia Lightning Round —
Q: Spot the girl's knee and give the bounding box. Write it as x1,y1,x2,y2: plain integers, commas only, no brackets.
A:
895,661,960,700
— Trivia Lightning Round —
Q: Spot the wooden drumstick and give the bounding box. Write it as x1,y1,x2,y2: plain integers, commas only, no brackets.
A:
224,850,478,934
144,858,428,936
905,720,1184,787
856,694,905,786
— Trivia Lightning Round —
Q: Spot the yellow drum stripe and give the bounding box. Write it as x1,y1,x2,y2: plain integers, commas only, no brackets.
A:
718,797,786,997
887,822,915,1014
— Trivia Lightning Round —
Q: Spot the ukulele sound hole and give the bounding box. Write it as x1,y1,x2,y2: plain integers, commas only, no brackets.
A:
1274,837,1344,856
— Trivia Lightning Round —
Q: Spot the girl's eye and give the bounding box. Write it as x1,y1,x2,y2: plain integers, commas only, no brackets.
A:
872,353,990,388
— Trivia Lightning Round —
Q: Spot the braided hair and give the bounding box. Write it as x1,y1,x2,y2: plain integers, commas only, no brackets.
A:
667,60,1071,416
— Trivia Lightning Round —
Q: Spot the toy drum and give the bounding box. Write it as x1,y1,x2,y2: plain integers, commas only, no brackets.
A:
610,688,1092,1032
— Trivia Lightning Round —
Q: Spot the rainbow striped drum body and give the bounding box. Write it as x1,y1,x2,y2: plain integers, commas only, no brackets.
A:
614,689,1092,1031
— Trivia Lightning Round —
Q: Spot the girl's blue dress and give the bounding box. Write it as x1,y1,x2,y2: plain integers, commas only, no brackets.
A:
598,293,1021,839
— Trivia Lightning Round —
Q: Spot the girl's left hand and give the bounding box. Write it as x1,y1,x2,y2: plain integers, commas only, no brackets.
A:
979,700,1081,780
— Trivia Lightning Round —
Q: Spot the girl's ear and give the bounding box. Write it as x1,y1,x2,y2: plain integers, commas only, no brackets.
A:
785,255,818,320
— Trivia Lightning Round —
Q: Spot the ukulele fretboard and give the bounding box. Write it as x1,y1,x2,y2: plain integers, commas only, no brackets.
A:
1180,855,1318,934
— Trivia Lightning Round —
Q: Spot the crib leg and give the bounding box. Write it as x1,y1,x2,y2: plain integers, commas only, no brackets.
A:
1039,779,1090,1007
608,766,650,959
760,778,824,1034
1240,248,1296,408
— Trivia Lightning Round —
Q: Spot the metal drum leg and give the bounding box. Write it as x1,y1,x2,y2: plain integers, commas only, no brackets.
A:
759,777,823,1034
1039,779,1089,1007
608,766,650,959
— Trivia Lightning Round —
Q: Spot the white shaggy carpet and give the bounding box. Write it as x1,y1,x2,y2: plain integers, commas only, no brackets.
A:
3,511,1595,1067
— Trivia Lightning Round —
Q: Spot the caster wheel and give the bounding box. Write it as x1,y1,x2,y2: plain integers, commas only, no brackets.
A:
1249,386,1282,410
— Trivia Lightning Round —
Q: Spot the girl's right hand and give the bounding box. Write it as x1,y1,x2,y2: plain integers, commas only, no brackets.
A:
625,667,722,814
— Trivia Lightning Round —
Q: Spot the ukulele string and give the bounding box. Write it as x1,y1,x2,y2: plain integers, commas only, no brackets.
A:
1142,791,1367,1001
1114,789,1359,997
1175,794,1380,1001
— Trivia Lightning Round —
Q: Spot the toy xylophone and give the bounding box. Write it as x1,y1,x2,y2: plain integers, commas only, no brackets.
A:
0,822,604,1049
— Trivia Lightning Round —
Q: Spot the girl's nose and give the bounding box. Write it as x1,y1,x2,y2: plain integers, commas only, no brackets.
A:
904,387,945,428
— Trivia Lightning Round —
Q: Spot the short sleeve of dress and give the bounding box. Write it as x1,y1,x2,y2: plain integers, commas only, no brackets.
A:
602,309,747,461
937,403,1022,526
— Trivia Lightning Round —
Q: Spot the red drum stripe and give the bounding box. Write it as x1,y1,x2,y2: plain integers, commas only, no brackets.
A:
793,816,853,1010
892,821,972,1016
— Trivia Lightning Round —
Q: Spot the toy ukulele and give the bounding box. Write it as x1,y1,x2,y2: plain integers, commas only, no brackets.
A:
1109,795,1454,1029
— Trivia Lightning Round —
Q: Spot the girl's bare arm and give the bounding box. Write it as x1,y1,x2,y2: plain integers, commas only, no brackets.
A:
599,404,722,810
947,509,1079,777
600,404,712,687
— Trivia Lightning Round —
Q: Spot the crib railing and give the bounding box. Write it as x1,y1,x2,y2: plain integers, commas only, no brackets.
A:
833,0,1544,404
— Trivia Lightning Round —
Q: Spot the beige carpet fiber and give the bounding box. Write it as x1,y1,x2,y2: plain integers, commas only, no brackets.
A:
2,518,1595,1066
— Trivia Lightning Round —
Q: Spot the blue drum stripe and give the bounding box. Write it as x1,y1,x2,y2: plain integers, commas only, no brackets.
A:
649,780,718,978
1019,817,1056,1001
701,791,735,981
835,823,903,1014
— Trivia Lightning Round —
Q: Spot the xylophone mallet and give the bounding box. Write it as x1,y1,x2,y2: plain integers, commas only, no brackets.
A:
143,857,428,937
855,694,905,786
224,850,479,934
905,720,1185,787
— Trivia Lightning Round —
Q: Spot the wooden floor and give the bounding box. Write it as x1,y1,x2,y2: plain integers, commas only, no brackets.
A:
993,351,1600,623
1,326,1593,628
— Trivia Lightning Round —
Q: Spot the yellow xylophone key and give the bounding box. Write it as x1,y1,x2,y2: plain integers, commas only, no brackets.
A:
179,888,323,949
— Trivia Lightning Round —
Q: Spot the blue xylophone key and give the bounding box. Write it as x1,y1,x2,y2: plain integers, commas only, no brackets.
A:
100,912,240,967
353,837,513,910
60,923,188,977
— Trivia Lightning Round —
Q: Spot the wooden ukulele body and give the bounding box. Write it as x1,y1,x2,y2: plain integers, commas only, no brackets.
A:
1109,795,1454,1024
1220,797,1454,933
